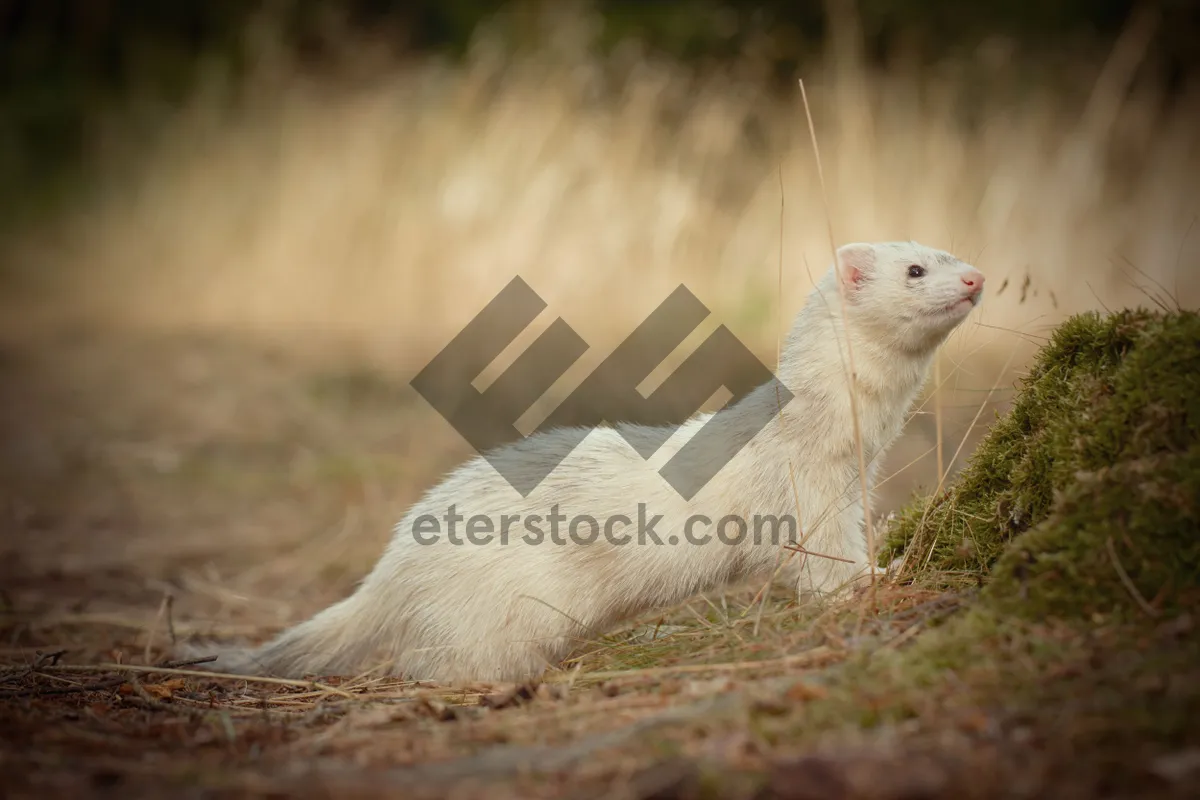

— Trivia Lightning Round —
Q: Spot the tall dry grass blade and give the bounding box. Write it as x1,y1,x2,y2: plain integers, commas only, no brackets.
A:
895,341,1021,580
753,163,806,636
934,359,945,483
797,78,876,592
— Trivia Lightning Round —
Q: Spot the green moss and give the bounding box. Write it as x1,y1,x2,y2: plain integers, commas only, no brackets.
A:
882,308,1200,617
986,449,1200,619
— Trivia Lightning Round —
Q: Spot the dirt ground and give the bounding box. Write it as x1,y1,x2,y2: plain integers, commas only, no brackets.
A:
2,323,1197,800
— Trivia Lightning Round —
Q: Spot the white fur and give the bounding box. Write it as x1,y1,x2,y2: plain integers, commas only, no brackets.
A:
197,242,984,682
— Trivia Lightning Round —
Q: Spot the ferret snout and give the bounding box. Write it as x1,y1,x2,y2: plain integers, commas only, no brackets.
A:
960,268,985,295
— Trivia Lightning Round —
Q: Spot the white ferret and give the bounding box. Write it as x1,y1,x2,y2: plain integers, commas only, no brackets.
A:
196,242,984,682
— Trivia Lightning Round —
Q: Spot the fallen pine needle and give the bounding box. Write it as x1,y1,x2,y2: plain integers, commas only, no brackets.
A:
554,646,836,682
18,662,357,699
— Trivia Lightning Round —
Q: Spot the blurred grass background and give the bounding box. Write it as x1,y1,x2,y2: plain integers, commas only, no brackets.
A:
0,0,1198,583
2,0,1197,224
3,1,1198,331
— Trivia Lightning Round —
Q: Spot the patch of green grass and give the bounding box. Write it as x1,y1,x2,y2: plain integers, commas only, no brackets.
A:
882,308,1200,619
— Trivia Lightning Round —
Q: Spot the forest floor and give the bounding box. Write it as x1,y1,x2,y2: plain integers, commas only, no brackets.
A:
2,318,1197,799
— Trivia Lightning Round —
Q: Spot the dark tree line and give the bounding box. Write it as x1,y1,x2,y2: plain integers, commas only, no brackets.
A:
1,0,1197,213
4,1,1194,90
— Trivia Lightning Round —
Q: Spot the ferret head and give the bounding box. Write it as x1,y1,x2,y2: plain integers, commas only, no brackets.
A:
832,241,984,352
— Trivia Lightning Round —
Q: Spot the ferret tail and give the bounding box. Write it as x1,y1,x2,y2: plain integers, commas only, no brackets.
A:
184,590,396,679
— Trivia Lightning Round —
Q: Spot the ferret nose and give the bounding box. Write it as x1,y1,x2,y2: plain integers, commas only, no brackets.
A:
961,269,985,293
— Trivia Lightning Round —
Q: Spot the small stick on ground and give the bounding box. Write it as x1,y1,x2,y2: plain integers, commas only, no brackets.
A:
0,676,127,699
17,662,357,699
156,655,218,669
143,592,172,663
165,593,177,645
562,645,836,682
0,649,68,686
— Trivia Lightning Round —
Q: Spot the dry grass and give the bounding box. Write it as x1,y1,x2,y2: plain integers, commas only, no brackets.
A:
6,8,1199,345
2,5,1200,797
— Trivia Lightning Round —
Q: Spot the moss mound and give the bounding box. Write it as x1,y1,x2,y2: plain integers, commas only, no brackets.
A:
883,308,1200,617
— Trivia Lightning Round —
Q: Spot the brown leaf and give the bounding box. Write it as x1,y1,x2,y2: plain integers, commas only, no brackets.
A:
142,679,186,699
481,682,538,710
784,681,828,702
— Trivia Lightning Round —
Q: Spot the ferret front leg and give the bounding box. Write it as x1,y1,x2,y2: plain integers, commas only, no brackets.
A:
791,516,876,599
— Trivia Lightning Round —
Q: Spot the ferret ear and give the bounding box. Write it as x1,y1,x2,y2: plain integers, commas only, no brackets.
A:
836,243,876,291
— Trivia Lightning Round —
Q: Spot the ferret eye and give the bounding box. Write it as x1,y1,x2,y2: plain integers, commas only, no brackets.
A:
907,265,926,279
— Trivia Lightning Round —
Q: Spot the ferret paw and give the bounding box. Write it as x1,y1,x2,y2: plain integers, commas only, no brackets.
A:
796,559,886,601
